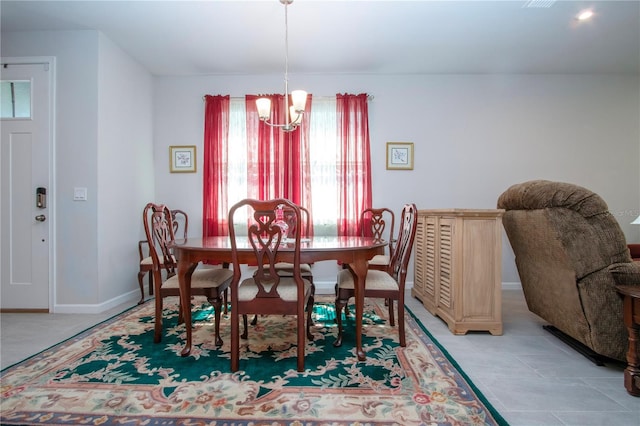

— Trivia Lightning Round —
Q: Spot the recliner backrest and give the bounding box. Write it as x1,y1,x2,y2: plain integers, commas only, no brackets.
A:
498,179,631,280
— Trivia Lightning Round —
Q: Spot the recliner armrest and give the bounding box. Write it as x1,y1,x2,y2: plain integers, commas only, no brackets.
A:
609,262,640,287
628,244,640,260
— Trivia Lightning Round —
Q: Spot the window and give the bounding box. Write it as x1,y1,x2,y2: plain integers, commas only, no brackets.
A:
0,80,31,119
203,93,371,238
308,98,338,235
228,97,339,235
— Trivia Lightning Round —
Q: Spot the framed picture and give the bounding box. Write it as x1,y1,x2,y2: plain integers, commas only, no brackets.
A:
386,142,414,170
169,145,196,173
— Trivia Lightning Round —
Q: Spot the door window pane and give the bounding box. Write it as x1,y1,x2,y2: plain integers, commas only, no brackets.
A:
0,80,31,118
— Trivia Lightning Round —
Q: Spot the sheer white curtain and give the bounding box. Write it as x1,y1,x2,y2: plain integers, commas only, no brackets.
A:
228,98,248,225
226,96,339,235
309,97,338,236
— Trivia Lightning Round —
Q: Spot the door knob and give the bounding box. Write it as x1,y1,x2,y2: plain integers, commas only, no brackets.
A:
35,215,46,222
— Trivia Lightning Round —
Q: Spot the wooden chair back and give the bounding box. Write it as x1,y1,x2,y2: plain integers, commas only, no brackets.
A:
137,206,189,304
360,207,395,253
230,198,302,299
143,203,177,279
388,203,418,287
171,209,188,239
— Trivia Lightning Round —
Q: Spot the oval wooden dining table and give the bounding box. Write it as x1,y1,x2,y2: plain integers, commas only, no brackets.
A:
172,235,386,362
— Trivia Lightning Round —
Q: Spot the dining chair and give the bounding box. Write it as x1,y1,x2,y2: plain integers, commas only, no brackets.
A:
137,208,188,304
228,198,314,372
360,207,395,271
143,202,233,345
334,203,418,347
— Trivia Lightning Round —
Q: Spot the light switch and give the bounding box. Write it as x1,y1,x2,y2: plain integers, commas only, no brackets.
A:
73,187,87,201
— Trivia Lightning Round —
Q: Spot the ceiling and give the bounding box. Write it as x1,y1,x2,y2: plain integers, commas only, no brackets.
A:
1,0,639,76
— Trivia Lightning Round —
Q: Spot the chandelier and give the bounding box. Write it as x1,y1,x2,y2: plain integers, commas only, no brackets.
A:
256,0,307,132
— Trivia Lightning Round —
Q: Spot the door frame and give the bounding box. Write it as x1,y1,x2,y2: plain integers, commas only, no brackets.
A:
1,56,56,312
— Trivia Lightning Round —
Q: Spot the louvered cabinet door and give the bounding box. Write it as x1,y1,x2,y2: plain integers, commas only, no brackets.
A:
411,217,425,294
432,217,459,331
424,217,438,310
436,218,454,312
412,215,438,314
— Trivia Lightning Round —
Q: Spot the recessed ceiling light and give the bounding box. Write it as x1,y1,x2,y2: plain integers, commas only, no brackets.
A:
577,9,594,21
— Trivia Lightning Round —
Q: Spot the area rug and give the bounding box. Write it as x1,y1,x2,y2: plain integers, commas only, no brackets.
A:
1,296,508,425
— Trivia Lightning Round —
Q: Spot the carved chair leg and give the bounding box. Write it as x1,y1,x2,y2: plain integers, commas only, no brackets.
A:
388,299,395,326
238,308,262,340
306,295,315,341
334,281,352,317
398,301,406,347
241,314,249,339
308,282,316,327
148,271,154,296
333,295,348,347
223,288,228,314
137,271,146,305
209,295,224,347
177,294,185,325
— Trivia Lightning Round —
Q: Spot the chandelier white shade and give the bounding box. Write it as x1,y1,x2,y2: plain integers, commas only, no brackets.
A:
256,0,307,132
632,215,640,225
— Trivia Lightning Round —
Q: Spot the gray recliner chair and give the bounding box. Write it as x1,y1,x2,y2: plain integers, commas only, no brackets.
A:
497,180,640,363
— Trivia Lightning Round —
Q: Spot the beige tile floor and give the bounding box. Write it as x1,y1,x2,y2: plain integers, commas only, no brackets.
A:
2,287,639,425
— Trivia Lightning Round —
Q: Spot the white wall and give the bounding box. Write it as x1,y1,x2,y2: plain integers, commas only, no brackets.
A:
2,30,155,311
97,33,155,304
153,73,640,286
3,28,639,308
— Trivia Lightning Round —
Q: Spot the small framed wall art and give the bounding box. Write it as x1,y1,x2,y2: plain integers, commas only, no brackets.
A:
169,145,196,173
386,142,414,170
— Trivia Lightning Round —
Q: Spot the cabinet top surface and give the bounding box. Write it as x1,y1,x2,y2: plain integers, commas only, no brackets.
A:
417,208,505,217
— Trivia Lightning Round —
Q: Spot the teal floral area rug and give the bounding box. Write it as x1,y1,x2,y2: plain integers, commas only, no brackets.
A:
1,296,508,425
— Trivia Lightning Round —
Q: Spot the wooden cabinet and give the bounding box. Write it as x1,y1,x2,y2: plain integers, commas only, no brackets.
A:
412,209,504,335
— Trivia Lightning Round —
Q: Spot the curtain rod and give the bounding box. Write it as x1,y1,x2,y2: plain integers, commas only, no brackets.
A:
202,95,374,102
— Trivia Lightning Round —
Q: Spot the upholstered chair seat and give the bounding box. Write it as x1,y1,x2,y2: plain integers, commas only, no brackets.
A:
337,269,397,291
162,268,233,291
367,254,389,268
274,262,312,274
238,277,312,301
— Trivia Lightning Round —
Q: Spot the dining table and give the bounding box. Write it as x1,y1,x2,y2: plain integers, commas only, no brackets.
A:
172,235,386,361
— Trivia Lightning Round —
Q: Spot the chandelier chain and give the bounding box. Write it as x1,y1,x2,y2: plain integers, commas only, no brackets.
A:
256,0,306,132
284,0,290,121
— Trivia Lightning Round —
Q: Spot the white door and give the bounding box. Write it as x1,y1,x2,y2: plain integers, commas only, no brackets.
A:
0,59,53,311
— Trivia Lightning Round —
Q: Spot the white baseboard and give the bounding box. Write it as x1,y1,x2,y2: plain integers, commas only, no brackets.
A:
53,282,523,313
54,290,139,314
502,281,522,290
